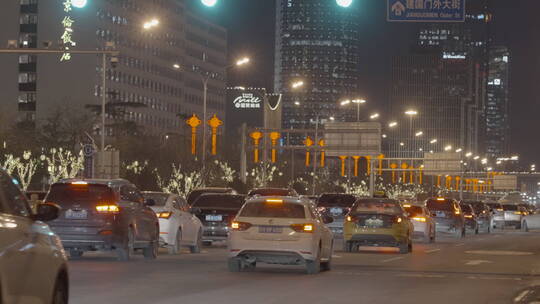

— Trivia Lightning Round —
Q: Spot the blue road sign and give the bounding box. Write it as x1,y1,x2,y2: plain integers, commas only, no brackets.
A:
388,0,465,22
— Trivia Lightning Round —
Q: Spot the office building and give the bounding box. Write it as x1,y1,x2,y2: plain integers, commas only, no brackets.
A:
0,0,227,138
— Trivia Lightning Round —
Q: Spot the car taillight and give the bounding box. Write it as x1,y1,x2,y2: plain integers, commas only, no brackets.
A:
514,211,522,215
95,204,120,214
290,224,314,233
394,216,403,224
454,210,461,215
157,211,172,219
412,217,426,222
464,214,473,219
346,215,356,222
231,221,251,231
497,208,503,212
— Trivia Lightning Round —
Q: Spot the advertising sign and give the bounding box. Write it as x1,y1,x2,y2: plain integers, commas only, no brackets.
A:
388,0,466,22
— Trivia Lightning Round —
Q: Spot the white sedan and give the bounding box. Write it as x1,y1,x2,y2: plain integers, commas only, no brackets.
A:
0,170,69,304
521,210,540,231
143,192,203,254
228,196,334,274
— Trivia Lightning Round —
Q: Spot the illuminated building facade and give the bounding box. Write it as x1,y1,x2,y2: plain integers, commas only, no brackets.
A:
0,0,227,137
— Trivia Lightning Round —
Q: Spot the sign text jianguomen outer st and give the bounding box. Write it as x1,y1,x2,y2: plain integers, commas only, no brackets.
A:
388,0,466,22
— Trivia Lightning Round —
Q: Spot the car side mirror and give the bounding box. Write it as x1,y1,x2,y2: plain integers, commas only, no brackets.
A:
32,203,60,222
145,198,156,206
322,215,334,224
190,207,202,215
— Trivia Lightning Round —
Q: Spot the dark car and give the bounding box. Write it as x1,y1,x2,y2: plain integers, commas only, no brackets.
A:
247,188,298,198
191,193,246,244
464,200,492,233
46,179,159,261
425,197,465,238
187,187,237,205
25,190,47,212
459,203,479,234
316,193,357,236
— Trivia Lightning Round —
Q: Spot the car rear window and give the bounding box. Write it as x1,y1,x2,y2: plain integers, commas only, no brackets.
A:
47,183,115,203
248,189,292,197
461,204,473,213
502,205,518,211
142,193,169,206
192,195,245,209
403,205,423,216
426,199,454,211
239,202,305,218
317,194,356,208
353,199,402,214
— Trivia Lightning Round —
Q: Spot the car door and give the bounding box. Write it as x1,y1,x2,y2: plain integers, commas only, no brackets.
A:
309,205,332,258
132,186,157,242
179,197,198,244
0,172,40,303
171,196,189,244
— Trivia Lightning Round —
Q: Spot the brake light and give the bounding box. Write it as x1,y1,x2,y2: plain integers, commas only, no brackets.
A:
437,197,445,201
290,224,314,233
464,214,473,219
403,204,411,208
71,181,88,185
412,217,426,222
346,215,356,222
157,211,172,219
454,210,461,215
514,211,522,215
266,198,283,204
95,204,120,214
395,217,403,223
231,221,251,231
497,208,503,212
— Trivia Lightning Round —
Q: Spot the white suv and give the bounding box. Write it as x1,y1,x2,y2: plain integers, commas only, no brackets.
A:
228,196,334,274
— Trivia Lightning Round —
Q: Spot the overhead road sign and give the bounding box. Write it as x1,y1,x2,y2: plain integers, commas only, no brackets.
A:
388,0,466,22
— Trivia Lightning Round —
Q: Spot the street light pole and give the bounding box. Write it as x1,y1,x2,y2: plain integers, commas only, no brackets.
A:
200,74,209,171
101,53,107,152
312,114,319,195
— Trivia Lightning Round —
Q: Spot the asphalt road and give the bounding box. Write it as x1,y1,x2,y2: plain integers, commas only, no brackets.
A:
68,229,540,304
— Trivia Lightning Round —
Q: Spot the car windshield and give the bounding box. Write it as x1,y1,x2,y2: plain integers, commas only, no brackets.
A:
142,193,169,206
248,189,292,197
317,194,356,208
46,183,115,203
404,206,424,217
192,195,245,209
239,202,305,218
502,205,518,211
426,199,454,211
353,199,402,214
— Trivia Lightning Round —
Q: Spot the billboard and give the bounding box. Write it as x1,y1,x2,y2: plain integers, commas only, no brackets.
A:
493,175,518,191
423,152,461,175
387,0,466,22
225,88,266,138
323,122,381,157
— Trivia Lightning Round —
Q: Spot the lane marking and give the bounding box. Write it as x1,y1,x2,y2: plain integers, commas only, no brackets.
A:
381,257,404,263
396,274,445,278
467,276,522,281
464,260,493,266
455,243,466,247
332,255,342,258
514,290,530,302
465,250,534,256
425,249,441,254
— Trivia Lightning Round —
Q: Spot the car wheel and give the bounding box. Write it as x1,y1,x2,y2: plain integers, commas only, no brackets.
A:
117,227,134,261
69,249,84,259
321,242,333,271
143,228,159,260
51,276,68,304
522,221,529,232
306,245,322,274
228,257,242,272
398,240,409,254
190,229,202,254
168,228,182,255
487,223,491,233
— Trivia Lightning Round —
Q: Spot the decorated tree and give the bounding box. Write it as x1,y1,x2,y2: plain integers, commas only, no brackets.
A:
15,151,40,190
154,164,205,198
42,148,84,184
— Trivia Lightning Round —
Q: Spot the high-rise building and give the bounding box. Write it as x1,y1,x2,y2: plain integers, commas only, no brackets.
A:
0,0,227,138
274,0,361,132
486,46,510,158
388,0,493,158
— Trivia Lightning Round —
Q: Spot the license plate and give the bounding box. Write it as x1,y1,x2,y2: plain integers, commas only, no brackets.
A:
65,209,88,219
258,226,282,234
205,215,223,222
435,211,446,217
330,207,342,215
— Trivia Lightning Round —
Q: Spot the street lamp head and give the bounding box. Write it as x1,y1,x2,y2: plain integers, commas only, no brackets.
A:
173,63,181,69
370,113,379,120
294,101,301,106
474,156,480,160
340,99,351,106
329,116,335,121
291,80,304,89
466,152,473,157
143,18,159,30
336,0,353,7
444,145,452,151
405,110,418,116
415,131,423,137
236,57,250,66
400,142,405,146
72,0,87,8
388,121,398,128
201,0,218,7
455,148,463,153
352,99,366,104
430,139,437,144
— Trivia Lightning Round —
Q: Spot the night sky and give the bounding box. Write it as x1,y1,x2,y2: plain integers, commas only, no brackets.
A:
190,0,540,165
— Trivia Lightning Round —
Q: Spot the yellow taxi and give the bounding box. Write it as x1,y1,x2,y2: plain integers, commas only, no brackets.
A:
343,198,413,254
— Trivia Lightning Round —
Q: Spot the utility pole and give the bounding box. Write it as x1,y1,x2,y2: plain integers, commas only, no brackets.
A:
240,123,247,183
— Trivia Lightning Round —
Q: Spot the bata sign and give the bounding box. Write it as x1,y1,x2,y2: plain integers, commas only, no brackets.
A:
233,93,261,109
